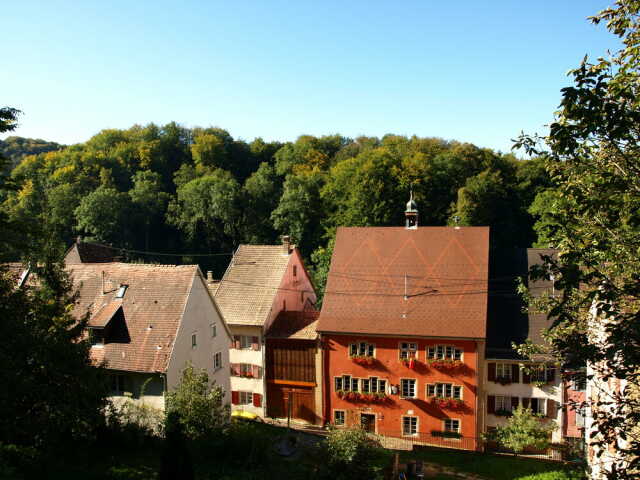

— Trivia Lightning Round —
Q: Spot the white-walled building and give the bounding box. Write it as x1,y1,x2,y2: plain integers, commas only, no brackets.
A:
68,262,232,410
211,237,316,418
484,248,565,447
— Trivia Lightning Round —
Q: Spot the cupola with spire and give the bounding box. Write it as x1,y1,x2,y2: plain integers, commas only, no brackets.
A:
405,189,418,229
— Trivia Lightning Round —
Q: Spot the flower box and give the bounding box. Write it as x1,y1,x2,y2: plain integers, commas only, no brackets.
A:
351,355,375,366
400,358,419,369
495,376,512,385
430,397,464,409
343,391,361,402
494,409,512,417
427,359,463,370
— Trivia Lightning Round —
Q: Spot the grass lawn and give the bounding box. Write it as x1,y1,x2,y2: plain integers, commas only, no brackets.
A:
400,447,585,480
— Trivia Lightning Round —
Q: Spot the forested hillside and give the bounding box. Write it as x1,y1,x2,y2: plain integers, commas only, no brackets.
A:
0,136,62,172
0,123,552,289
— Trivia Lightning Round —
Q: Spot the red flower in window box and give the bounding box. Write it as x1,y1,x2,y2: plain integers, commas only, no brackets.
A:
428,359,463,370
351,355,375,366
401,357,418,369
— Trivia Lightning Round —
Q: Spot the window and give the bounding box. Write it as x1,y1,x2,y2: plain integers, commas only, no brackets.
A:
213,352,222,370
402,416,418,436
89,328,104,346
350,342,375,357
293,265,297,277
239,335,253,349
427,344,462,360
400,379,416,398
238,391,253,405
111,374,126,393
240,363,253,376
115,285,127,298
427,383,463,399
351,378,359,392
211,323,217,338
496,363,512,381
362,377,386,394
334,410,345,426
399,342,418,360
335,377,343,392
495,395,511,412
530,398,546,415
530,365,547,383
191,333,197,348
443,419,460,433
572,376,587,392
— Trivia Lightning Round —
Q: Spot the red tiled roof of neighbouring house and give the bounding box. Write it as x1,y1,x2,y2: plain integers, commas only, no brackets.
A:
317,226,489,339
68,263,199,373
267,310,319,340
212,245,292,326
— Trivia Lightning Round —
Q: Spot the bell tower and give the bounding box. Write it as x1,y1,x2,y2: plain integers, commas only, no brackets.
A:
405,189,418,229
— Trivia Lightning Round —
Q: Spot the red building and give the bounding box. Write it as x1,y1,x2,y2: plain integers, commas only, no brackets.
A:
563,370,586,440
317,199,489,450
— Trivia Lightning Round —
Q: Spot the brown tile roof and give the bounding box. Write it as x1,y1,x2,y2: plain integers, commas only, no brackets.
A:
68,263,198,373
66,242,120,264
88,300,122,327
213,245,291,326
317,226,489,339
526,248,558,346
267,310,319,340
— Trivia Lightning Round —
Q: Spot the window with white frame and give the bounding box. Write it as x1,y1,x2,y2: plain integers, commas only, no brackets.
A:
399,342,418,359
530,365,547,383
443,419,460,433
213,352,222,370
351,377,359,392
362,377,386,394
191,333,197,348
400,379,416,398
335,377,343,392
238,391,252,405
349,341,375,357
239,335,254,349
334,410,345,426
343,375,352,391
530,398,546,415
402,416,418,436
240,363,253,376
495,395,511,412
427,383,462,399
496,363,512,380
427,344,462,360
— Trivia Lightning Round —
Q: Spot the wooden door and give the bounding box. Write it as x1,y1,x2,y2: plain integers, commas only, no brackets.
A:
360,413,376,433
292,388,315,423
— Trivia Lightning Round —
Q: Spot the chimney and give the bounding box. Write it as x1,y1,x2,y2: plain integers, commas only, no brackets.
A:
207,271,214,284
281,235,291,254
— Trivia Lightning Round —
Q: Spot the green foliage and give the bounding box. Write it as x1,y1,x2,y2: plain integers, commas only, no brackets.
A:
0,261,108,449
75,186,133,244
320,428,389,480
514,2,640,476
165,363,229,441
492,406,556,454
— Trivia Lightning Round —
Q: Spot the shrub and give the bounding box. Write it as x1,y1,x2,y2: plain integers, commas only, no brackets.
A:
494,406,556,454
319,428,389,480
165,363,230,441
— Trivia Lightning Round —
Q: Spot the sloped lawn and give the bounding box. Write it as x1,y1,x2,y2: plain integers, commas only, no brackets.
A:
401,447,585,480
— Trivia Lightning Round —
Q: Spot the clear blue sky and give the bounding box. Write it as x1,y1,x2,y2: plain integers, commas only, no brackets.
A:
3,0,619,153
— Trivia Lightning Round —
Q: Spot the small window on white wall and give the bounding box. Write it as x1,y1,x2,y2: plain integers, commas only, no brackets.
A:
214,352,222,370
191,333,197,348
211,323,217,338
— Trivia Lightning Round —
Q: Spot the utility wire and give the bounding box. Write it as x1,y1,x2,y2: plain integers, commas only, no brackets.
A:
89,242,233,257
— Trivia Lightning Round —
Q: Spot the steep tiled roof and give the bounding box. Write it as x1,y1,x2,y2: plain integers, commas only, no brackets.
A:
65,242,120,264
267,310,319,340
213,245,291,326
318,227,489,339
485,248,558,359
68,263,198,373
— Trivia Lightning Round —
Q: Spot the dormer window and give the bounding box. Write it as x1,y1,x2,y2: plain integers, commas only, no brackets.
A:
115,285,128,298
89,328,104,346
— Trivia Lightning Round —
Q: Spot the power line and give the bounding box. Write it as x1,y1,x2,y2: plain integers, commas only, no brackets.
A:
90,242,233,258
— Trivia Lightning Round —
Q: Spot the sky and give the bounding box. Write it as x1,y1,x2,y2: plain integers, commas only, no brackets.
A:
3,0,620,154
